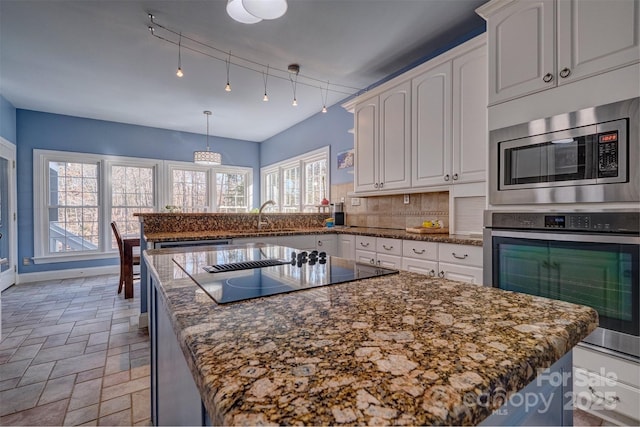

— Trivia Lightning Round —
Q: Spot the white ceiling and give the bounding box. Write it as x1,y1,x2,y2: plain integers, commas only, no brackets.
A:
0,0,486,142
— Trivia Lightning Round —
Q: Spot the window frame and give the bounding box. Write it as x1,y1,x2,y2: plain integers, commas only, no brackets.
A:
260,146,330,213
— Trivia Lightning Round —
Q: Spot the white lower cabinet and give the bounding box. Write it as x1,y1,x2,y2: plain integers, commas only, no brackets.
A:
402,240,483,285
315,235,338,256
355,236,402,268
402,240,438,277
573,345,640,425
338,234,356,260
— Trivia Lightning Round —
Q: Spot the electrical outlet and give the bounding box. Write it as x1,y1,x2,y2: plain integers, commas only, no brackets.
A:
340,197,345,203
351,197,361,206
403,194,410,204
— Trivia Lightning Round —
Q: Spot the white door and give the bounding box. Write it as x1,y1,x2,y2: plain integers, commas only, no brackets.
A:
0,138,17,292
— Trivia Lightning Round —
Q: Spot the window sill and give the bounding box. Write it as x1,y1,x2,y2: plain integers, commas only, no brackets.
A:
32,252,119,265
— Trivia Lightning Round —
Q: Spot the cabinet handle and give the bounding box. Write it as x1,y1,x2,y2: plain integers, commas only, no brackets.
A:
438,270,445,278
543,73,554,83
382,244,393,251
452,173,458,181
444,174,450,181
588,386,620,405
374,183,379,189
452,252,468,260
379,182,384,188
376,260,381,266
428,269,436,277
412,248,425,255
542,260,550,268
369,259,375,265
559,67,571,78
318,241,323,246
360,242,370,247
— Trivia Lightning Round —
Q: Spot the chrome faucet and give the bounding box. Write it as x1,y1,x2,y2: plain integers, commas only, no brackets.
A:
257,200,275,230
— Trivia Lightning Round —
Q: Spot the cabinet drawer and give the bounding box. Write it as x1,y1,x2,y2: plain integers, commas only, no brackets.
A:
574,345,640,389
574,367,640,423
355,249,376,265
438,262,483,285
438,243,483,267
377,253,402,269
402,240,438,261
376,237,402,256
355,235,376,251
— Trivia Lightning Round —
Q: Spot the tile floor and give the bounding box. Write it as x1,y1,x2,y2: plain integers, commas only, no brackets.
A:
0,275,150,426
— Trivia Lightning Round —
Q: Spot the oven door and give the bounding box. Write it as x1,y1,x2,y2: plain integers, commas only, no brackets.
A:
485,230,639,358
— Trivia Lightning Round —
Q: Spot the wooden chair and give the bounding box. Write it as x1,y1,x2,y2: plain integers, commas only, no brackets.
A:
111,221,140,295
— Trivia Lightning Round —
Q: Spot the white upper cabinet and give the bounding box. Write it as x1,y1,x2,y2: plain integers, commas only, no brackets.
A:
412,61,452,187
353,81,411,193
478,0,640,105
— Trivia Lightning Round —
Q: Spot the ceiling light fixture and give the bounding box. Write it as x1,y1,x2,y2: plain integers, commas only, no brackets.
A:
320,81,329,113
224,51,232,92
227,0,288,24
176,33,184,77
289,64,299,107
262,65,270,102
194,111,222,165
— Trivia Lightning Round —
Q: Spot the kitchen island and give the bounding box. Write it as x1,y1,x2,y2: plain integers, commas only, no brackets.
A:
144,244,597,425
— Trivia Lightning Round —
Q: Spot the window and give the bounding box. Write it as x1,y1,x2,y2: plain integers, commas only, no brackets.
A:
170,166,210,213
261,147,329,213
216,169,249,213
111,164,155,247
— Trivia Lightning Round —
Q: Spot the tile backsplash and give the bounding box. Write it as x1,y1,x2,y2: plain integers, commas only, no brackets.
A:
331,183,449,230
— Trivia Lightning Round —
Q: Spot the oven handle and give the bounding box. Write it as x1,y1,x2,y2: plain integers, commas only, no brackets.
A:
487,229,640,245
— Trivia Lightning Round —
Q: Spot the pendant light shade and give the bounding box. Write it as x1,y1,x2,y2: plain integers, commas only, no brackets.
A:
194,111,222,165
242,0,287,20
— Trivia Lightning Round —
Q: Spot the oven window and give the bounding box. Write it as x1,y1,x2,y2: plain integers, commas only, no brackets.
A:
493,237,638,337
502,135,593,186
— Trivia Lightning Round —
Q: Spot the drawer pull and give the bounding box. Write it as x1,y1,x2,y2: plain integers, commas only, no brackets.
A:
382,245,394,251
428,269,436,277
452,252,468,260
412,248,425,255
369,259,375,264
559,67,571,78
360,242,370,247
317,240,322,246
588,386,620,405
543,72,554,83
438,271,445,278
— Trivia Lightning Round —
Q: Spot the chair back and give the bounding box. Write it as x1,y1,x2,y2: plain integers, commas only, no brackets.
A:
110,221,124,255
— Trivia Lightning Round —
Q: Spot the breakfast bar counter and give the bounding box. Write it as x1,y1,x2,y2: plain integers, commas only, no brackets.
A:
145,244,597,426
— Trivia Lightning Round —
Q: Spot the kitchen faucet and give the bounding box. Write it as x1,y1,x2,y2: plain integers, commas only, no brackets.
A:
257,200,275,230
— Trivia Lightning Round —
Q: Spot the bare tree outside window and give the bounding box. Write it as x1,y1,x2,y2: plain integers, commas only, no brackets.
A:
111,165,155,247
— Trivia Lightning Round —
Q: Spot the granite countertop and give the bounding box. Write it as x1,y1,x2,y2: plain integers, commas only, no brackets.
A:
145,245,598,426
144,226,483,246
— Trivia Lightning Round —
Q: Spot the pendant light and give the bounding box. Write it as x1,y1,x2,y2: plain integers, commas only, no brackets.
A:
194,111,222,165
262,65,270,102
224,51,232,92
176,33,184,77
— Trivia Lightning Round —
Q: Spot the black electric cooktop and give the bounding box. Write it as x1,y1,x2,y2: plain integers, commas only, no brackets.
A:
172,244,399,304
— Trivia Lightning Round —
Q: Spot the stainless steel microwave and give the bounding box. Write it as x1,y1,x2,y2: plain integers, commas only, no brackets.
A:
489,98,639,205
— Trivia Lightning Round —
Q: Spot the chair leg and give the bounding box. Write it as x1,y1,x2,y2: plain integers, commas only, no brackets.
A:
118,263,125,294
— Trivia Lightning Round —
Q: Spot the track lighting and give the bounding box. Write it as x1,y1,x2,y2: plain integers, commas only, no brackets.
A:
289,64,299,107
225,51,232,92
320,81,329,113
176,33,183,77
262,65,270,102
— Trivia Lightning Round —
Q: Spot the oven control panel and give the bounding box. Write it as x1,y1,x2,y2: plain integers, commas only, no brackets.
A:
488,212,639,233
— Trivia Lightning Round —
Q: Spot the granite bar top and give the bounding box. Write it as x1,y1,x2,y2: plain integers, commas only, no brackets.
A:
144,226,483,246
145,245,597,426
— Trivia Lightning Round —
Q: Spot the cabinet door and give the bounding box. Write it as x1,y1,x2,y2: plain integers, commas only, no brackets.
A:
316,235,338,256
355,249,376,265
338,234,355,260
354,99,378,192
557,0,640,84
438,262,484,285
452,45,487,184
401,258,437,277
486,0,555,104
412,61,452,187
376,253,402,269
379,81,411,190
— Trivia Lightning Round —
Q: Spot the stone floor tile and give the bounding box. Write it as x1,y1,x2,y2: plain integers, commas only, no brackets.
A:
101,377,149,402
26,322,75,339
0,377,20,392
50,350,107,379
99,395,131,418
104,352,130,375
130,364,150,380
42,332,72,349
0,398,68,426
76,366,105,383
67,334,90,344
130,355,149,369
32,341,87,365
63,403,99,426
133,418,152,426
0,348,16,364
109,322,130,335
108,330,148,349
106,345,129,357
0,381,46,416
8,343,43,362
70,322,111,338
17,361,55,387
7,328,34,338
131,387,150,423
38,373,76,405
87,331,110,347
98,408,131,426
0,334,27,350
21,336,47,347
85,343,109,354
68,377,103,411
0,358,31,381
102,370,130,388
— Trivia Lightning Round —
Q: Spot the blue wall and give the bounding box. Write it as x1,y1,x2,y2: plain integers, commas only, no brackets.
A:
0,95,17,143
16,110,260,274
260,103,355,185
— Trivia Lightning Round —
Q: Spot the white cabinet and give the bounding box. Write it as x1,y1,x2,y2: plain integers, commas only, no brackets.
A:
437,243,483,285
402,240,438,277
353,81,411,193
338,234,355,260
355,236,402,268
315,234,338,256
411,37,487,187
478,0,640,105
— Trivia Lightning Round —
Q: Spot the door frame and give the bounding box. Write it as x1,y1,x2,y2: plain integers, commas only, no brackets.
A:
0,137,17,291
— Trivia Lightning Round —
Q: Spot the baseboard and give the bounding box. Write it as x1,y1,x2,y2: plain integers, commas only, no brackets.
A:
138,313,149,329
17,265,119,284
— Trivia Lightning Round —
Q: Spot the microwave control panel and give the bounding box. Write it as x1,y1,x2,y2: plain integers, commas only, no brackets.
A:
598,131,619,178
489,212,639,233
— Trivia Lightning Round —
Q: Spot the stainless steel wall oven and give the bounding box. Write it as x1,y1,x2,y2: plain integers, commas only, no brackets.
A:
489,98,639,205
484,211,639,359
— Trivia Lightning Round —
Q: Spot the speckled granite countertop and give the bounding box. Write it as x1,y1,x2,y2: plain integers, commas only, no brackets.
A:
145,245,597,426
144,226,483,246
